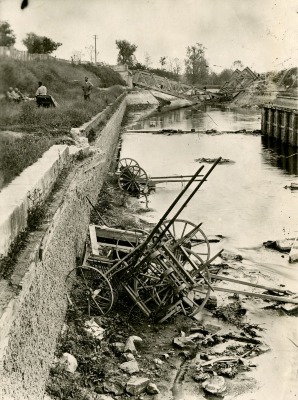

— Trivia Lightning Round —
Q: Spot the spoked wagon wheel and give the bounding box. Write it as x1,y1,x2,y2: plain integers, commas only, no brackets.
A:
118,158,139,171
115,228,149,260
131,249,211,322
66,266,114,316
118,165,149,196
161,219,210,264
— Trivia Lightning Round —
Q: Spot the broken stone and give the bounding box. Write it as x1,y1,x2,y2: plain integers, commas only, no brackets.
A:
85,319,105,340
173,336,196,349
187,332,205,341
192,372,210,382
59,353,78,373
103,380,125,395
95,395,115,400
124,335,142,355
257,343,270,353
153,358,163,366
161,353,170,359
126,376,150,395
281,303,298,315
111,342,125,355
204,323,221,334
146,382,160,394
119,360,139,374
123,353,135,361
220,251,243,262
202,375,226,394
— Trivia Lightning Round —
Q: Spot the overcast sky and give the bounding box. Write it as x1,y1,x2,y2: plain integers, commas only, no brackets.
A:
1,0,297,73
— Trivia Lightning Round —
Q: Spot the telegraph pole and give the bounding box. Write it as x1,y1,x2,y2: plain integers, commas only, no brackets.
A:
93,35,98,64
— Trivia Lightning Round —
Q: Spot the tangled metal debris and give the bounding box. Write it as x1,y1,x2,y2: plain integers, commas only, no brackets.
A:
66,158,298,322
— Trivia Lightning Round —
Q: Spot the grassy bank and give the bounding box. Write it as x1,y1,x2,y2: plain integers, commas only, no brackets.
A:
0,58,126,134
0,132,53,186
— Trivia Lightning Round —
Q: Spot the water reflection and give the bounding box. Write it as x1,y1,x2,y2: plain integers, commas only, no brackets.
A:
134,105,261,132
261,135,298,176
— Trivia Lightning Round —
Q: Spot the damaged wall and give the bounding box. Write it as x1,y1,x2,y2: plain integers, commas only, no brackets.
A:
0,95,127,400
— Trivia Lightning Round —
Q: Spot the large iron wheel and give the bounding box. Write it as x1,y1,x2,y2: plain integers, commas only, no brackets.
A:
66,266,114,316
118,158,139,171
161,219,210,264
118,165,149,195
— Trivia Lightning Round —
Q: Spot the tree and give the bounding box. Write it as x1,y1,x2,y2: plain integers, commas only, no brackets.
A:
0,21,16,47
144,52,151,68
159,56,167,69
23,33,62,54
115,39,137,67
184,43,209,84
232,60,244,70
170,58,182,77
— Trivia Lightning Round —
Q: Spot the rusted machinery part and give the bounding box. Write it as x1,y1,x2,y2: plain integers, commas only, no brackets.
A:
129,247,211,322
115,228,149,260
118,164,149,195
65,266,114,317
161,219,210,264
118,157,139,171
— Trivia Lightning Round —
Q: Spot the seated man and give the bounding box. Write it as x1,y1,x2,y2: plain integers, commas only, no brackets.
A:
35,81,47,96
6,87,21,102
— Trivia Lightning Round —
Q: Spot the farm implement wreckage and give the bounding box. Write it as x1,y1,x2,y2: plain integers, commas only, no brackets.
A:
66,158,298,322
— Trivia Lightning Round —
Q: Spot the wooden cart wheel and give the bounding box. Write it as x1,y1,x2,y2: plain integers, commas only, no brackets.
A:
115,228,148,260
118,165,149,195
118,158,139,171
161,219,210,264
132,249,211,322
66,266,114,316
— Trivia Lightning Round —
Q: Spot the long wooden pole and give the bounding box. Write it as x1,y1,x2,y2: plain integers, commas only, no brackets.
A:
153,158,222,247
193,286,298,304
209,274,294,294
140,165,205,248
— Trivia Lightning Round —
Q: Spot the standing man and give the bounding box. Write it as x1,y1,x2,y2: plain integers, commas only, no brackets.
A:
82,76,93,101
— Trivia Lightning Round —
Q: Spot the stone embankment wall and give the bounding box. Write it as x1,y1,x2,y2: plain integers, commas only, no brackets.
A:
0,146,69,257
0,95,127,400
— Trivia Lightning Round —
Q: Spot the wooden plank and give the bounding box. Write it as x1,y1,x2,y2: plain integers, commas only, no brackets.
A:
194,286,298,304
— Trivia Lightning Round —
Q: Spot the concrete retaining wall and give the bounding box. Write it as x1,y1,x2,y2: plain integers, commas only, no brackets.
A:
0,145,69,257
0,95,127,400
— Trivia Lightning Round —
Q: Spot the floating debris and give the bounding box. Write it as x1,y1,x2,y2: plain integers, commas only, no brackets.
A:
195,157,235,164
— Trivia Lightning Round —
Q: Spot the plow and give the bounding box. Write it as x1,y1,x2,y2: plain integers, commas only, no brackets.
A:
66,158,298,322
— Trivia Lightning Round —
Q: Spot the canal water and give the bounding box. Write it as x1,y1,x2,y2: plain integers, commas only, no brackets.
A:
120,105,298,400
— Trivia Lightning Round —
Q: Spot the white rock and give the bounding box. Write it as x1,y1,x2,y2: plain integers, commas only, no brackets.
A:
84,319,105,340
202,376,226,394
126,376,150,395
147,382,160,394
123,353,135,361
153,358,163,366
119,360,139,374
124,335,142,355
60,353,78,373
95,395,115,400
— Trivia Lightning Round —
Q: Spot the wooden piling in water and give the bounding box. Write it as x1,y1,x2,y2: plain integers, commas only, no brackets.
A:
262,103,298,146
